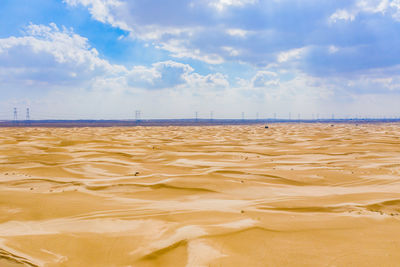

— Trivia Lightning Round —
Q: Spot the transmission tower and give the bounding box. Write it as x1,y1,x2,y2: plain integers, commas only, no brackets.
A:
13,108,17,122
26,108,30,125
241,112,244,121
289,112,291,120
135,110,141,121
210,111,213,121
195,111,198,122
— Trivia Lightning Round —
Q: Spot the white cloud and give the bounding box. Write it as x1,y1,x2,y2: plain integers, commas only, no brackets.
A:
132,25,195,41
390,0,400,19
157,38,225,64
329,0,400,23
209,0,258,11
127,60,230,90
4,0,400,119
329,9,356,22
63,0,131,31
127,61,193,89
226,28,249,38
59,0,273,65
61,0,400,80
0,23,123,86
2,21,400,120
187,72,229,89
222,46,240,57
0,23,229,92
251,71,279,87
277,47,306,63
357,0,389,14
328,45,339,54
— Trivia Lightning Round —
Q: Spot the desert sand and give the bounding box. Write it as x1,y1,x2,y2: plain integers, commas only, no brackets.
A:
1,123,400,266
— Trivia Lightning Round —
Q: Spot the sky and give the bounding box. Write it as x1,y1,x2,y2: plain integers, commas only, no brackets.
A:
1,0,400,120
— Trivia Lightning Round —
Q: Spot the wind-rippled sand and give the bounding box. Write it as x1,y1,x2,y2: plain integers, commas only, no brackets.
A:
1,124,400,266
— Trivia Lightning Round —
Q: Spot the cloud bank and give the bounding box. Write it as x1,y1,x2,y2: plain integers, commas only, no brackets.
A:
0,1,400,118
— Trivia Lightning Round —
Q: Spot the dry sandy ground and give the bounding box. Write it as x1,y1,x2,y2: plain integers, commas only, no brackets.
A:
0,124,400,267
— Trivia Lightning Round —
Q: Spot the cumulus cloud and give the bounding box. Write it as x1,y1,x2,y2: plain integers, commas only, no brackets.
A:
127,61,230,90
252,71,279,87
2,1,400,119
329,0,400,23
187,72,230,90
0,23,230,93
63,0,334,67
62,0,400,79
63,0,131,31
208,0,258,11
127,61,193,89
329,9,356,22
0,23,122,87
277,48,307,63
226,28,250,38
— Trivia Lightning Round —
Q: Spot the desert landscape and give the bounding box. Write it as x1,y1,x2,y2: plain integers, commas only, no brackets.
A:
1,123,400,266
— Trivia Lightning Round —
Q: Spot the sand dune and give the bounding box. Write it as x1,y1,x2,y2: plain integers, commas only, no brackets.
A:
1,124,400,266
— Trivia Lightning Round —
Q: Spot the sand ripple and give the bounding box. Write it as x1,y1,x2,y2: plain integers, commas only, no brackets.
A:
1,124,400,266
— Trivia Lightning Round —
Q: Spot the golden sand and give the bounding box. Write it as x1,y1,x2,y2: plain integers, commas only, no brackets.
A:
1,124,400,266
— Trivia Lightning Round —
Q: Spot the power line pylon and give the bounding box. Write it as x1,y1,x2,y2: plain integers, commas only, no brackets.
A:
13,108,17,123
26,108,30,125
135,110,141,122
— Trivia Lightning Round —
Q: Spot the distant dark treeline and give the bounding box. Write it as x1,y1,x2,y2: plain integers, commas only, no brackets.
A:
0,119,399,128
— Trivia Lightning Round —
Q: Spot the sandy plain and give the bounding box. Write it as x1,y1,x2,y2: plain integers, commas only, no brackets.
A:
0,123,400,267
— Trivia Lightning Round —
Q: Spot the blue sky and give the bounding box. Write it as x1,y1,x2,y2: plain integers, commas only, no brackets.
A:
1,0,400,119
